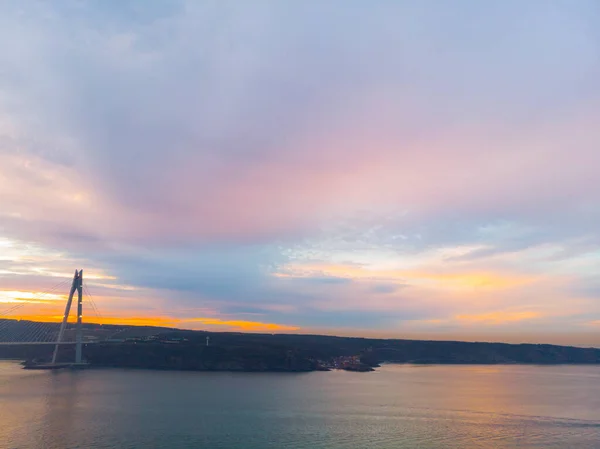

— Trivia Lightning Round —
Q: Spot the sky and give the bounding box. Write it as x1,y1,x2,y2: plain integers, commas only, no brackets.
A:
0,1,599,346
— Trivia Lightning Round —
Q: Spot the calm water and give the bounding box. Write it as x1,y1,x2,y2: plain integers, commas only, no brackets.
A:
1,362,600,448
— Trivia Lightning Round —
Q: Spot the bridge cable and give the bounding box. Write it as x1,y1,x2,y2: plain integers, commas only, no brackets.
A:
83,284,102,322
0,278,71,317
0,278,72,343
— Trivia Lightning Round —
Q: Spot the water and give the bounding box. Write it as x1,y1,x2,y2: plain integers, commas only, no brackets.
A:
1,361,600,448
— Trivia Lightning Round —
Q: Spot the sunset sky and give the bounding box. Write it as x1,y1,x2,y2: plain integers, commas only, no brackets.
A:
1,1,599,345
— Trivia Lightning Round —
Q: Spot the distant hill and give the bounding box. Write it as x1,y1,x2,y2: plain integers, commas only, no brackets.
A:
2,319,600,369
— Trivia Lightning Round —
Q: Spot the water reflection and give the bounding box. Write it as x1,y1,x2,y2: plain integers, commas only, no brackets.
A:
41,371,82,449
1,363,600,449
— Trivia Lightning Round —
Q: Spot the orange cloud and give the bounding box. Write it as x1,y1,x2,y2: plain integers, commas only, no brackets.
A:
0,290,65,303
456,311,541,324
407,272,533,289
276,263,533,290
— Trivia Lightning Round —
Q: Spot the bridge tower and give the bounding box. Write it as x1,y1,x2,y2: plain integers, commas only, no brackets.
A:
51,269,84,364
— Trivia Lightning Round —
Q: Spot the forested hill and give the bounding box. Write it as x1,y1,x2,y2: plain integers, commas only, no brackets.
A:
171,331,600,364
87,329,600,369
2,321,600,370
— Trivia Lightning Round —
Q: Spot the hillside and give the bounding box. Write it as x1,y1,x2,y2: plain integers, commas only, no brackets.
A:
2,320,600,370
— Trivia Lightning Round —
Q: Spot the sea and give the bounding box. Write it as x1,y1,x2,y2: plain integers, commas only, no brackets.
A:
1,361,600,448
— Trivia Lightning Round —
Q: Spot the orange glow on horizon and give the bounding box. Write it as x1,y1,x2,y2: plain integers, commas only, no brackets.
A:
456,311,541,324
5,312,298,332
186,317,299,332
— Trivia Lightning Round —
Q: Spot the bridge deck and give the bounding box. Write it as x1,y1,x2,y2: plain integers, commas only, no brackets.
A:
0,341,96,345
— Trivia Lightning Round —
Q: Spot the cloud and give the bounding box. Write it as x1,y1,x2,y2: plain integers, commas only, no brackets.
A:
2,1,599,244
456,311,542,325
0,290,65,304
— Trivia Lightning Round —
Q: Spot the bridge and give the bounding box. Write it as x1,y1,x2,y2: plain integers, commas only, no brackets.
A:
0,270,100,367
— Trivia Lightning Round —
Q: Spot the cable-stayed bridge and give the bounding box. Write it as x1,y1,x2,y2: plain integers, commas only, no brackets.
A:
0,270,102,367
0,320,62,345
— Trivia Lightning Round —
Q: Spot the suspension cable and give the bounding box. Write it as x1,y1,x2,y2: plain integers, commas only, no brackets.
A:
83,284,102,322
0,277,71,317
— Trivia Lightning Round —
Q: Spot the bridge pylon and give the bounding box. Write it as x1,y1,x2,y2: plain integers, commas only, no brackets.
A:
51,269,84,364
